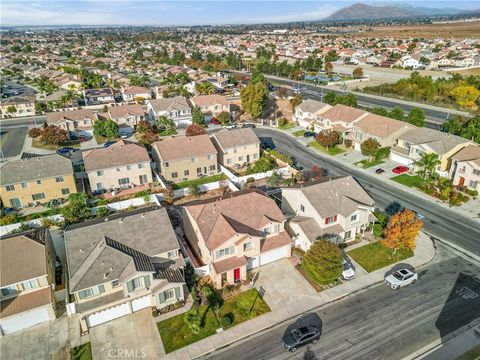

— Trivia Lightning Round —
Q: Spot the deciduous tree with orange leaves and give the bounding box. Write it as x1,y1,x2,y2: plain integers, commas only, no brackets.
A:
382,209,423,254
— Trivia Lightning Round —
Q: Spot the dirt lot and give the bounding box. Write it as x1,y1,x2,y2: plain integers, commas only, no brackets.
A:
449,68,480,76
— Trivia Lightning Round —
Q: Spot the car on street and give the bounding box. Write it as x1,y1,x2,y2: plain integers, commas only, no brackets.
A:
375,168,385,174
385,268,418,290
412,210,425,220
211,117,220,125
342,259,355,280
56,147,75,155
104,140,117,147
303,131,317,138
392,166,409,174
225,123,236,129
282,325,320,352
242,123,256,128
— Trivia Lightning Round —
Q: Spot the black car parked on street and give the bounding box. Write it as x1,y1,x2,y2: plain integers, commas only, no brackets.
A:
282,325,320,352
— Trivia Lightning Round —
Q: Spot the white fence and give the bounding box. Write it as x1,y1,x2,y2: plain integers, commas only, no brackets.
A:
0,214,65,236
219,164,291,188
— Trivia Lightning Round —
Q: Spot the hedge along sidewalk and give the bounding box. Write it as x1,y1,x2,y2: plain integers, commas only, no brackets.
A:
162,233,436,360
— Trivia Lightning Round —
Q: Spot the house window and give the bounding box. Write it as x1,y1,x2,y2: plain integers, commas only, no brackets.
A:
116,168,121,172
139,174,148,184
253,153,258,160
118,178,130,186
300,205,305,212
126,275,151,293
6,185,15,191
96,170,104,176
22,279,38,290
164,162,169,168
473,169,480,176
37,180,42,184
243,242,252,251
184,170,190,176
207,155,212,160
344,230,352,239
127,165,132,171
215,246,235,259
1,285,18,296
55,176,64,182
469,180,478,188
32,193,46,201
167,250,177,258
197,167,202,174
21,182,29,189
61,188,70,196
78,285,105,300
209,165,216,171
325,215,337,225
191,157,197,163
171,172,178,179
227,159,232,164
96,183,104,190
111,280,120,287
164,288,175,300
350,214,358,222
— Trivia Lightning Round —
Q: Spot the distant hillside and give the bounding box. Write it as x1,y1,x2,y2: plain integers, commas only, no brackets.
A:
325,2,464,21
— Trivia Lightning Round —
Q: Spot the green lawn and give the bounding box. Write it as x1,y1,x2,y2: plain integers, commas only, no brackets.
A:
157,289,270,353
173,173,228,189
355,159,385,169
293,130,306,137
94,135,120,145
308,141,345,156
70,343,92,360
32,139,80,150
159,129,177,136
348,241,414,273
391,174,425,189
278,123,295,130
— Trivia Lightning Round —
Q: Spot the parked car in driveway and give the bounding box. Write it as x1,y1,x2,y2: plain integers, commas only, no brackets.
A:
282,325,320,352
211,117,220,125
385,268,418,290
392,166,409,174
303,131,317,138
56,147,75,155
342,259,355,280
375,168,385,174
242,123,256,128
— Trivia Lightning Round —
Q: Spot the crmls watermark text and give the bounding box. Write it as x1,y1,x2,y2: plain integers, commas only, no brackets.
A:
107,348,147,359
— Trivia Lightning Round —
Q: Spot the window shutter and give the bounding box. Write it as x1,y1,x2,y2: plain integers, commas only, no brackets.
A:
158,291,165,304
144,275,151,287
175,287,181,299
127,280,134,293
334,215,338,222
98,284,105,294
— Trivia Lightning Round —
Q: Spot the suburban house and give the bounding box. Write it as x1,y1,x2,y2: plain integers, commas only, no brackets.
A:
210,128,260,169
315,104,368,135
83,88,115,106
449,144,480,191
45,109,97,138
390,128,471,176
0,154,77,209
0,95,36,118
152,135,218,183
147,96,192,127
64,207,185,330
121,86,151,102
282,176,376,251
293,99,331,129
0,228,57,335
190,94,231,118
352,113,415,150
107,104,145,135
182,190,293,288
82,140,152,193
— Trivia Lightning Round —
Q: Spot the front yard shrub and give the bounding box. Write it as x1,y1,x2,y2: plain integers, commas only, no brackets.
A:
266,149,294,165
246,177,255,184
344,138,352,148
246,155,276,175
95,206,111,218
0,213,20,225
375,147,391,161
283,178,294,186
70,342,92,360
465,189,478,197
301,239,343,285
220,313,233,329
184,309,202,334
373,223,383,238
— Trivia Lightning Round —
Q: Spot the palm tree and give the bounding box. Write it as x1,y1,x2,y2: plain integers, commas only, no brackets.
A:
416,153,441,180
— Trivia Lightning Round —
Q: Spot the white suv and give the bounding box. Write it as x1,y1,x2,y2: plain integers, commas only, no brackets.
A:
385,268,418,290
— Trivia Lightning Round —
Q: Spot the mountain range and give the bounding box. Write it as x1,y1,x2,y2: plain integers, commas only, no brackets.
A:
325,2,473,21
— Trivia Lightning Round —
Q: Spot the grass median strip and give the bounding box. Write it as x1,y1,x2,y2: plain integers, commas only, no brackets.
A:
348,241,413,273
308,141,345,156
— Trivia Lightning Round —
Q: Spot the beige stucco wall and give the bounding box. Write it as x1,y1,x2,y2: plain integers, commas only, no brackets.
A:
86,161,152,191
215,143,260,167
451,160,480,190
156,153,218,183
1,174,77,208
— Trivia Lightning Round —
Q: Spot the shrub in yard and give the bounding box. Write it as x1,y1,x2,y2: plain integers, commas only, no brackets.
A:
360,138,380,161
95,206,111,218
382,209,423,253
28,127,43,138
344,138,352,148
278,117,289,127
373,223,383,238
373,210,389,228
220,313,234,329
184,309,202,334
375,147,391,161
0,213,20,225
246,177,255,184
465,189,478,197
301,239,343,285
189,183,201,197
283,178,294,186
235,292,255,317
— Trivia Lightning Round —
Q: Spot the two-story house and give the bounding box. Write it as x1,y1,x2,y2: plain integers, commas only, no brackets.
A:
0,95,36,118
293,99,331,129
390,128,471,176
352,113,415,150
147,97,192,127
282,176,375,250
45,109,97,138
0,154,77,209
152,135,218,183
64,207,185,330
121,86,151,102
449,144,480,191
83,88,115,106
107,104,145,135
0,228,57,335
190,94,231,119
210,128,260,169
182,190,293,288
315,104,368,136
83,140,152,193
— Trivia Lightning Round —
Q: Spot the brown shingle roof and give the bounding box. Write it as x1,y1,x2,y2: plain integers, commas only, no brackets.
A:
0,288,52,318
191,94,229,107
260,231,292,252
122,85,150,95
321,104,367,123
212,256,247,274
108,104,144,119
82,140,150,172
211,128,260,150
451,144,480,166
354,113,413,139
152,135,217,162
45,109,96,124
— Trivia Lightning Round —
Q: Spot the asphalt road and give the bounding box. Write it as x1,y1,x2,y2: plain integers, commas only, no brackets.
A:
0,126,27,159
208,247,480,360
254,128,480,257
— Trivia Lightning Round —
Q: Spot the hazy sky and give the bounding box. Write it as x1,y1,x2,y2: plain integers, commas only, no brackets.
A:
1,1,478,26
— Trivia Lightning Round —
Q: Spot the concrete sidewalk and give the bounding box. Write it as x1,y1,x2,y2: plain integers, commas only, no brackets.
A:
161,233,436,360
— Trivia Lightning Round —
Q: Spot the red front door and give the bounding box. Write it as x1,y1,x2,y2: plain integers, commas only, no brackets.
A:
459,177,465,186
234,268,241,282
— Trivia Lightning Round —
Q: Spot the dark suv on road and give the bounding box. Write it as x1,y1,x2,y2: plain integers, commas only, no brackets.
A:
282,325,320,352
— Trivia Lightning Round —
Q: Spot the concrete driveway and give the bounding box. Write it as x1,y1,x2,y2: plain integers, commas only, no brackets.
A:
252,258,317,311
90,308,164,359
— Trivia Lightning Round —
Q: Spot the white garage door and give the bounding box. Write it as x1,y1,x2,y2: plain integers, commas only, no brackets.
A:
260,246,289,266
131,296,151,312
391,152,414,166
0,308,50,334
87,303,130,328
